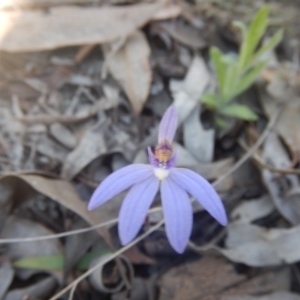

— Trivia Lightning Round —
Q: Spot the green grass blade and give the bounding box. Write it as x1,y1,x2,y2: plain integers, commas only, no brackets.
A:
220,104,258,120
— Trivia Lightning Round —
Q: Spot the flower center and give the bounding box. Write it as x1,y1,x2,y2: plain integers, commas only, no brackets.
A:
154,139,173,161
154,168,170,180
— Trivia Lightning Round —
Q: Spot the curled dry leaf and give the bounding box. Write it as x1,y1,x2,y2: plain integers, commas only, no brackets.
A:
0,3,162,52
102,30,151,115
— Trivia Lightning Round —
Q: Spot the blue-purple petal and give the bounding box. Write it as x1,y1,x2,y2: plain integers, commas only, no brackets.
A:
161,177,192,253
158,105,178,143
119,176,159,245
147,147,159,168
88,164,153,210
170,168,227,226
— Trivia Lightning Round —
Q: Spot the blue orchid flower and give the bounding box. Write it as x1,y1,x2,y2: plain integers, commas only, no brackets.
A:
88,105,227,253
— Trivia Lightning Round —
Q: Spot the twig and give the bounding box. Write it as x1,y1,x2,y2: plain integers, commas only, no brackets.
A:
0,207,163,244
68,283,77,300
238,139,300,175
49,220,164,300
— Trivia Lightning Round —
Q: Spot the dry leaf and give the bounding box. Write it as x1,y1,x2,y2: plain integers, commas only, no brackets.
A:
183,105,215,163
159,21,207,49
103,30,151,115
0,3,161,52
231,195,275,223
262,133,300,224
62,128,107,179
260,74,300,154
219,222,300,266
159,255,288,300
0,262,14,299
0,173,109,240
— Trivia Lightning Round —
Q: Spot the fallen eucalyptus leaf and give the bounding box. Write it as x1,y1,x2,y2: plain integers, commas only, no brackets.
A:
220,222,300,266
0,3,162,52
62,128,107,179
103,30,151,115
0,173,110,241
260,74,300,154
231,195,275,223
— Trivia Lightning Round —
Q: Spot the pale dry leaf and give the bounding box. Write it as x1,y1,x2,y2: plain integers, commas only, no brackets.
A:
183,105,215,163
219,222,300,266
0,262,14,299
103,30,152,115
1,216,63,258
262,133,300,224
172,56,215,162
0,3,161,52
231,195,275,223
1,215,63,281
49,122,77,149
159,21,207,49
62,128,107,179
260,74,300,154
172,55,211,123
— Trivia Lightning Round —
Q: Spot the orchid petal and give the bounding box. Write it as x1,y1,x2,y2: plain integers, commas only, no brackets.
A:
166,151,177,169
119,176,159,245
161,177,192,253
158,105,178,143
147,147,159,168
88,164,153,210
170,168,227,226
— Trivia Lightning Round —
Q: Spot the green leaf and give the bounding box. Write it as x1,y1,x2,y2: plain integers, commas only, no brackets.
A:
238,6,269,71
222,62,239,102
230,61,267,100
215,116,228,128
210,47,227,95
76,250,110,270
252,29,283,63
13,250,110,271
220,104,258,120
201,93,219,108
232,21,247,40
13,254,64,271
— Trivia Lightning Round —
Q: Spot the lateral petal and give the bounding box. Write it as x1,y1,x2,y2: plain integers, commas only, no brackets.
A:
88,164,153,210
161,177,192,253
170,168,227,226
119,176,159,245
